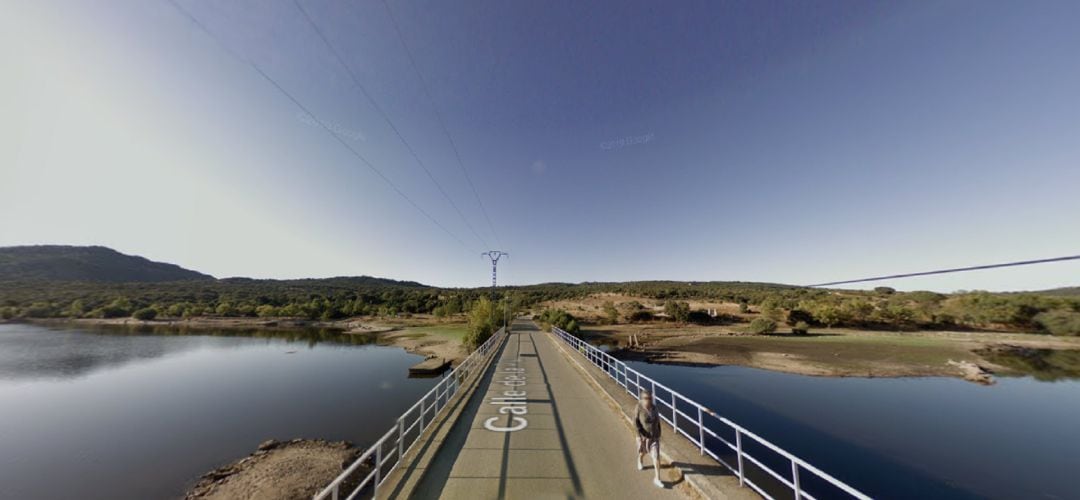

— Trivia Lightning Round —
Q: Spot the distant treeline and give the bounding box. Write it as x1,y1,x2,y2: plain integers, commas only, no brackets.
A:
2,279,1079,336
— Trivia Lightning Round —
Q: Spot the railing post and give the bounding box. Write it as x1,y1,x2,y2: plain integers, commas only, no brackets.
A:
736,430,745,487
374,442,382,498
792,461,802,500
419,397,426,431
697,407,705,455
672,392,678,431
397,416,405,462
331,485,338,500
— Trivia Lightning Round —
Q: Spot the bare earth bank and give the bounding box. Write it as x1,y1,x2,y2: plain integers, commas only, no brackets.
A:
586,325,1080,384
185,439,363,500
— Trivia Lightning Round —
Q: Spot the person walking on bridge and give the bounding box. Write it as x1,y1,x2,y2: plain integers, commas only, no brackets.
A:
635,390,664,488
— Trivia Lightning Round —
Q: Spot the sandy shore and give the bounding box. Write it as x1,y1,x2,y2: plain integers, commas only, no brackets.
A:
586,324,1080,384
185,439,362,500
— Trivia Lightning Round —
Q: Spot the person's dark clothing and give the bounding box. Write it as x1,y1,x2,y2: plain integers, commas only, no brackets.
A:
635,402,661,440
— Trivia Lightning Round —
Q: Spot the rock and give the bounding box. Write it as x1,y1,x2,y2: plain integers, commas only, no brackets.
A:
947,359,996,385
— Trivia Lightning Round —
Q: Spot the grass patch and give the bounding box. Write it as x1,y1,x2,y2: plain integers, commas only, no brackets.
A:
402,324,468,343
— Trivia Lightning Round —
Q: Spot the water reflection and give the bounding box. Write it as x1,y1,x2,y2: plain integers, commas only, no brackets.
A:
0,323,376,381
0,323,435,500
617,357,1080,500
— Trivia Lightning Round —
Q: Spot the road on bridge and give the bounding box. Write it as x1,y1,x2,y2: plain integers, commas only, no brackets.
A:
398,319,685,499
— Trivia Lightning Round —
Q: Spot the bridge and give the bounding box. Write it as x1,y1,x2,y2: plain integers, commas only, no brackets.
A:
315,319,871,500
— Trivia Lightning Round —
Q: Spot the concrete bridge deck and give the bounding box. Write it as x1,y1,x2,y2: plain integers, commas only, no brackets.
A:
379,320,691,499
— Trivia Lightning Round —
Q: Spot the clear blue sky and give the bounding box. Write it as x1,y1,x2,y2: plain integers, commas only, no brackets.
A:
3,0,1079,291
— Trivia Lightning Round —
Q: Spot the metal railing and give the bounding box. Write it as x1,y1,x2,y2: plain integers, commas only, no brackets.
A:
550,326,871,500
314,327,507,500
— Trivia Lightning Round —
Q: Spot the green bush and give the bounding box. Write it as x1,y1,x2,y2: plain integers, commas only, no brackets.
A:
465,297,507,350
132,307,158,321
256,305,278,317
1035,310,1080,336
602,301,620,325
539,308,580,335
663,300,690,323
749,317,777,335
792,321,810,335
786,309,814,326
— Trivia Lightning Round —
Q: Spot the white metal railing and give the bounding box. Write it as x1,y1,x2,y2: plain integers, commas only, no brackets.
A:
550,326,872,500
314,327,507,500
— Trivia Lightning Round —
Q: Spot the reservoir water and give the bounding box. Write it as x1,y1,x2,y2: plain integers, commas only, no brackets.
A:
0,323,437,500
620,359,1080,499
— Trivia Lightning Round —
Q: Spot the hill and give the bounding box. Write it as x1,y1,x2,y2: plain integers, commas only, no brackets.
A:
0,245,214,282
1037,287,1080,296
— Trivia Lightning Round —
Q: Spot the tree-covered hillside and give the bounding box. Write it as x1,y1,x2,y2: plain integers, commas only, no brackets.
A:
0,245,213,282
1,246,1077,336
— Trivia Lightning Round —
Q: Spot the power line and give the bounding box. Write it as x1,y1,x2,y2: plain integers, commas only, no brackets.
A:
164,0,472,251
807,254,1080,287
380,0,503,249
294,0,490,249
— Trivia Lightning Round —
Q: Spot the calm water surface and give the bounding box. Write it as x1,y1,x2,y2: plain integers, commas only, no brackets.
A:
0,323,437,500
622,359,1080,500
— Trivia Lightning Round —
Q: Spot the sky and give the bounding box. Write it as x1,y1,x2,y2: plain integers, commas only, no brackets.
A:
2,0,1079,291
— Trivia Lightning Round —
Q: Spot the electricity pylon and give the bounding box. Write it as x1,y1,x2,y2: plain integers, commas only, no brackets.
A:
481,251,508,330
480,251,509,301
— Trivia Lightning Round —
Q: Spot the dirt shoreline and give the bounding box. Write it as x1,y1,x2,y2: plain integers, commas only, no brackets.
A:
185,439,363,500
586,325,1080,384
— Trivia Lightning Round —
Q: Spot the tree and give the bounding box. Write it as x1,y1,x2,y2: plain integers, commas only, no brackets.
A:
602,301,620,325
66,299,86,318
0,306,16,319
874,286,897,295
465,297,502,350
813,304,849,328
749,317,777,334
844,300,875,325
760,298,783,321
256,304,278,317
132,307,157,321
1035,310,1080,336
216,302,238,317
664,300,690,323
539,308,580,335
786,309,814,326
166,303,189,317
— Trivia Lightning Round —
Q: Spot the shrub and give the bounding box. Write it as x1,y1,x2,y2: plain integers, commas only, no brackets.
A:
539,308,580,335
465,297,508,349
256,305,278,317
792,321,810,335
688,309,714,324
663,300,690,323
627,310,655,323
749,317,777,335
602,301,620,325
786,309,814,326
1035,310,1080,336
132,308,158,321
738,302,750,314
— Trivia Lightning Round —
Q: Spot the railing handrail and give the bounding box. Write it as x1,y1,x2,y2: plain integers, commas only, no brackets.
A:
314,326,507,500
550,326,872,500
